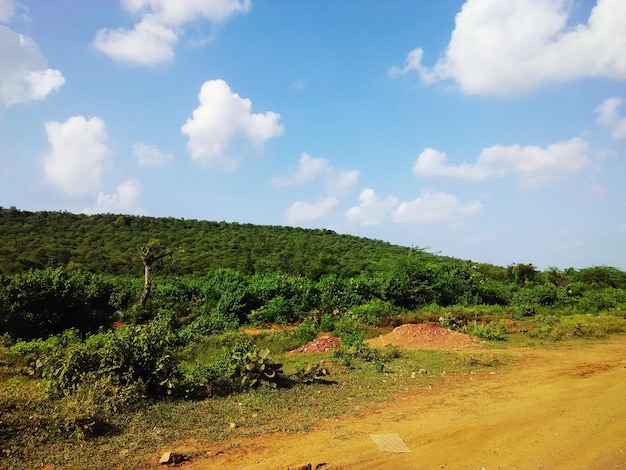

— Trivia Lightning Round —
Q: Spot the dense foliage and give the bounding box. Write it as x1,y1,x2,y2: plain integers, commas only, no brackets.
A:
0,207,421,277
1,208,626,341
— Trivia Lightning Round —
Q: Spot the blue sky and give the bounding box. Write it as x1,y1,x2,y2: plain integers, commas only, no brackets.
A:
1,0,625,270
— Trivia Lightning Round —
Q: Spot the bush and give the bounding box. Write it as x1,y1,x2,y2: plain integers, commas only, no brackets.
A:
333,314,367,339
574,288,626,313
229,347,284,389
40,314,186,397
0,268,118,339
183,303,239,337
249,295,293,325
350,299,398,325
531,314,626,341
461,322,507,341
292,363,330,384
293,317,317,344
53,375,141,437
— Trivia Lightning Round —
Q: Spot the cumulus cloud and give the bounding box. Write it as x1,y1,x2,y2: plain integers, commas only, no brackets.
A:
413,148,491,182
595,97,626,140
286,197,338,224
181,79,284,169
93,17,177,67
94,0,250,66
390,0,626,96
393,188,483,223
272,153,329,187
345,189,399,226
345,187,481,226
272,153,360,194
84,179,143,215
274,153,360,224
122,0,250,24
0,26,65,106
43,116,110,196
133,142,173,166
413,138,589,187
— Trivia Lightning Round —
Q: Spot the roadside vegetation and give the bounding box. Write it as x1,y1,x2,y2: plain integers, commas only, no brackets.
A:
1,208,625,468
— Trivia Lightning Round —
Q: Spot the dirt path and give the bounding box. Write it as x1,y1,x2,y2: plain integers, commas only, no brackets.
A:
175,336,626,469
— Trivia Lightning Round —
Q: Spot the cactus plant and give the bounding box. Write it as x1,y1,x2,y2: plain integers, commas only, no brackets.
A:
293,362,330,384
230,347,283,388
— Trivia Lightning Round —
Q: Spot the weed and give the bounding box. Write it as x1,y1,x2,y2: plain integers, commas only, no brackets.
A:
292,362,331,384
461,321,508,341
529,313,626,340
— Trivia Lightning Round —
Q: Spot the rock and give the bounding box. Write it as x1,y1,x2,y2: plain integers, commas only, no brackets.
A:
159,451,185,464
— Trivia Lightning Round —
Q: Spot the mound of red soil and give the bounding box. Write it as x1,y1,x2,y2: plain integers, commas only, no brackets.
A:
289,334,341,354
367,323,480,351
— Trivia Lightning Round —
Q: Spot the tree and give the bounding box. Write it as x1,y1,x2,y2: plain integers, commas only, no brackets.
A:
137,244,173,310
507,263,539,286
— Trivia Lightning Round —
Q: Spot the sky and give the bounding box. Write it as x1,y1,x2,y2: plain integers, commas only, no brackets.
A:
1,0,625,271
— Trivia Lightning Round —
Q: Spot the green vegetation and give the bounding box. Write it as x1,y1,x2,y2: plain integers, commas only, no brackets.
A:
0,208,625,468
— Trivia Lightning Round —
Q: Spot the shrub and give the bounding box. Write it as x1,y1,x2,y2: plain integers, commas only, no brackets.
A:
293,317,317,344
292,363,330,384
531,314,626,341
249,295,293,325
229,347,284,389
53,375,141,437
461,322,507,341
333,313,367,339
41,314,186,397
183,303,239,337
574,288,626,313
350,299,398,325
0,268,118,339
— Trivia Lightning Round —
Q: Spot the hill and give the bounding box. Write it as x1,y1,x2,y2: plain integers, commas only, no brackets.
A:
0,207,450,277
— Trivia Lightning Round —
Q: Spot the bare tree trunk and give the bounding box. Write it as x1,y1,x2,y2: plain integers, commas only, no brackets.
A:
137,246,173,311
138,262,152,309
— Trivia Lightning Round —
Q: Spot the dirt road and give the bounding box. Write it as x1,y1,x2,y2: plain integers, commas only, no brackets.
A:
177,336,626,469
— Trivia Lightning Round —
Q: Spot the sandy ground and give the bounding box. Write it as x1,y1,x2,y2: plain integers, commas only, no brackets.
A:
161,335,626,470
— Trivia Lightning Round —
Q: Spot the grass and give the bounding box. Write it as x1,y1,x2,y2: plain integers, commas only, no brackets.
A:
0,336,504,469
2,310,625,469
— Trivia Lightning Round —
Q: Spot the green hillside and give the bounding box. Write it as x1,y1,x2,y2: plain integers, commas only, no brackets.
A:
0,207,446,277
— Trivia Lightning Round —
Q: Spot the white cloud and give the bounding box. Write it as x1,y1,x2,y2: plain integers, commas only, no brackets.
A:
273,153,360,224
413,138,589,187
93,17,177,67
388,48,435,82
413,148,491,182
346,189,399,226
181,79,284,169
393,188,483,223
326,169,360,196
84,179,143,215
121,0,250,25
94,0,250,66
286,197,338,224
0,26,65,106
43,116,110,197
391,0,626,96
272,153,360,195
272,153,330,187
0,0,14,22
133,142,173,166
595,97,626,140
